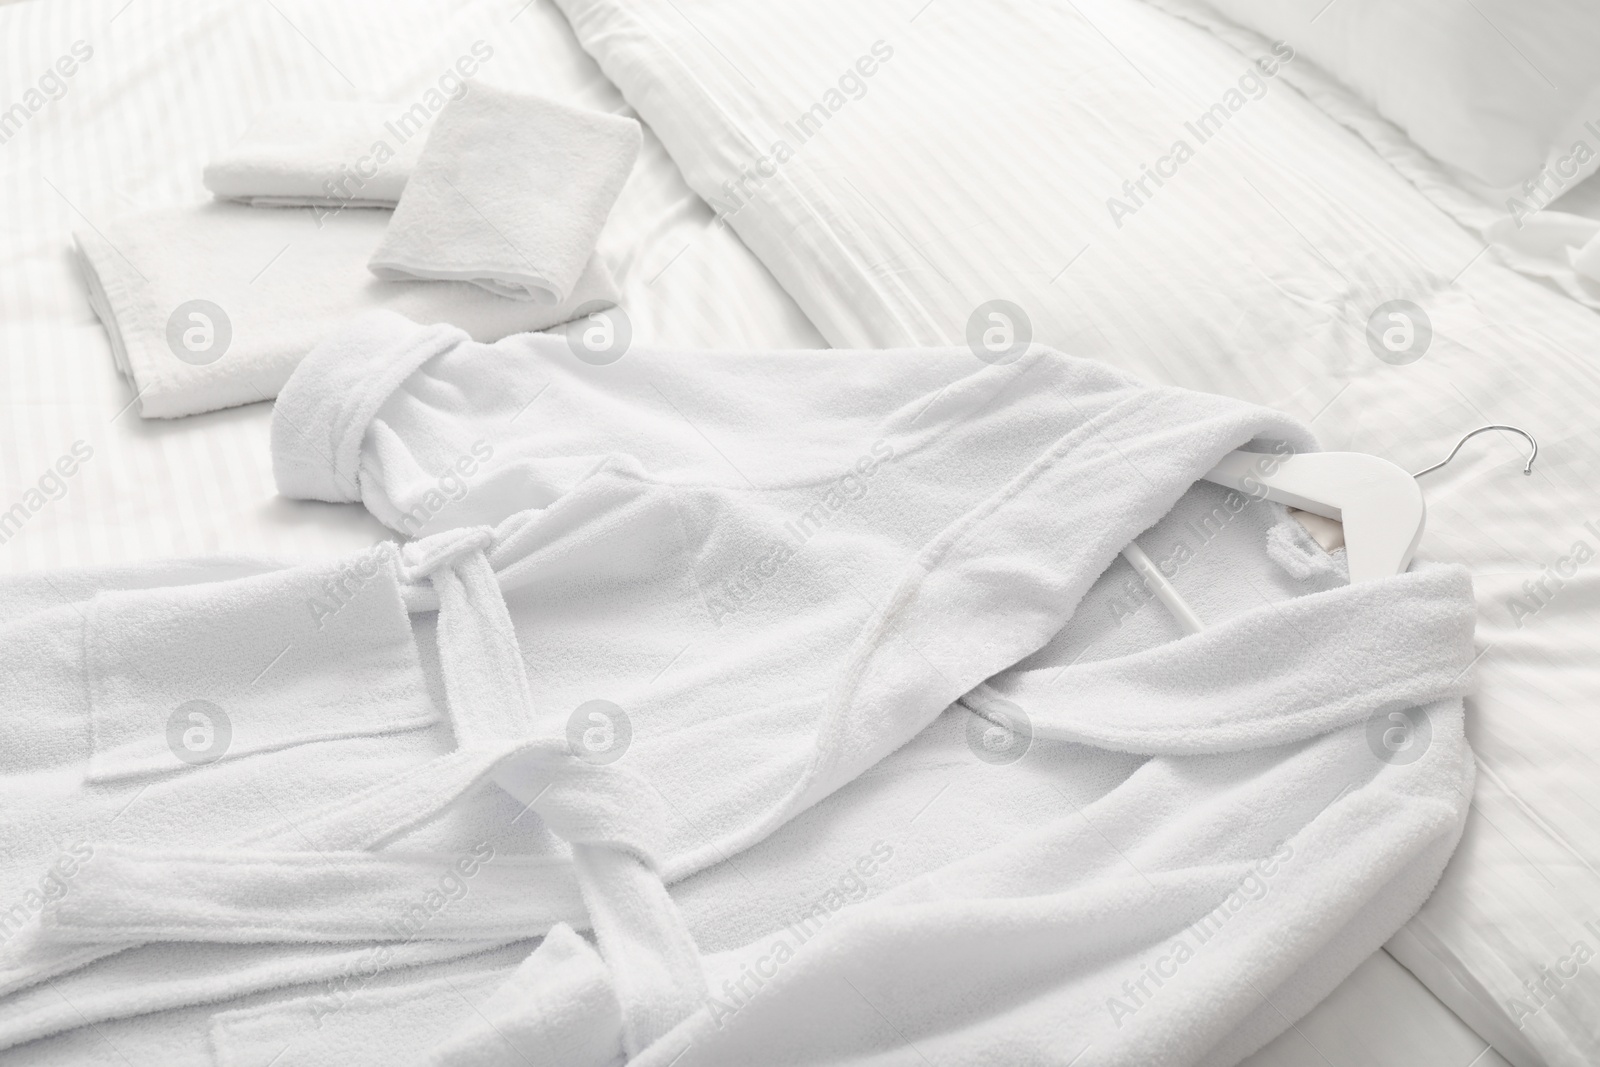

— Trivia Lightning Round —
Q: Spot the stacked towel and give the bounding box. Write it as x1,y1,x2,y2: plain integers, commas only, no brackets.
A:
84,88,641,417
368,86,641,302
75,203,619,418
203,89,642,303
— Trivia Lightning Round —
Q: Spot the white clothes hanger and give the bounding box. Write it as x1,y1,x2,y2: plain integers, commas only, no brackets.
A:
1122,425,1538,634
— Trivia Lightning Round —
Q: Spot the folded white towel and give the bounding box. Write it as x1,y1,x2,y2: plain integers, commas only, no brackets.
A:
74,202,619,418
368,86,641,302
202,101,424,210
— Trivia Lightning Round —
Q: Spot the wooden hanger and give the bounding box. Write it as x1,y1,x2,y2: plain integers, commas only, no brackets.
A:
1121,426,1537,634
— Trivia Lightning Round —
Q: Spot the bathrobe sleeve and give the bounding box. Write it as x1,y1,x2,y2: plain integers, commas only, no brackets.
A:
272,309,1315,540
271,309,1020,534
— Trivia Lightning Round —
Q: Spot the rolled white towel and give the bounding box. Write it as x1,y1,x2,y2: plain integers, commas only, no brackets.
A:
202,100,424,208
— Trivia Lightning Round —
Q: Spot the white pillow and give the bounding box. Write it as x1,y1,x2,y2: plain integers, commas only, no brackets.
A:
1196,0,1600,198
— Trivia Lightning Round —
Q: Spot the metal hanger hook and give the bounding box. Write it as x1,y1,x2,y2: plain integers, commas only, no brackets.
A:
1412,424,1538,479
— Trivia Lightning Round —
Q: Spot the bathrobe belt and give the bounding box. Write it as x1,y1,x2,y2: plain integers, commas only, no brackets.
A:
49,526,707,1057
397,526,705,1054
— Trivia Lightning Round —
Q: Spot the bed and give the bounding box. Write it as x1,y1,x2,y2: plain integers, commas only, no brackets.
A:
1,0,1592,1064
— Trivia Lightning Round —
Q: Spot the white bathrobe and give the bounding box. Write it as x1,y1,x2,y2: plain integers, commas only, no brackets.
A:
0,311,1476,1066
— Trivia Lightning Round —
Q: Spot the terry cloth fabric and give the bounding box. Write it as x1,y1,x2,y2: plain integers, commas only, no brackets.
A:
0,555,513,1053
202,101,423,209
5,312,1478,1065
367,86,641,302
73,202,619,418
206,965,514,1067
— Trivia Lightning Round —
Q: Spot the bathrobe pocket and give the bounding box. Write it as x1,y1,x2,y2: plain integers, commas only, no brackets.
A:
83,544,439,781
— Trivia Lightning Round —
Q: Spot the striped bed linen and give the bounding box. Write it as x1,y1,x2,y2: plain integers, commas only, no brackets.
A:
550,0,1600,1064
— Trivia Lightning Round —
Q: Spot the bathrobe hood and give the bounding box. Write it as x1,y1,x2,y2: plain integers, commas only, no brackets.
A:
1,312,1476,1066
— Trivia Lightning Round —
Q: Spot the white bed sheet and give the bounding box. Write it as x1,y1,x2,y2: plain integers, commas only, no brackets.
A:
0,0,821,576
551,0,1600,1064
0,0,1537,1064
